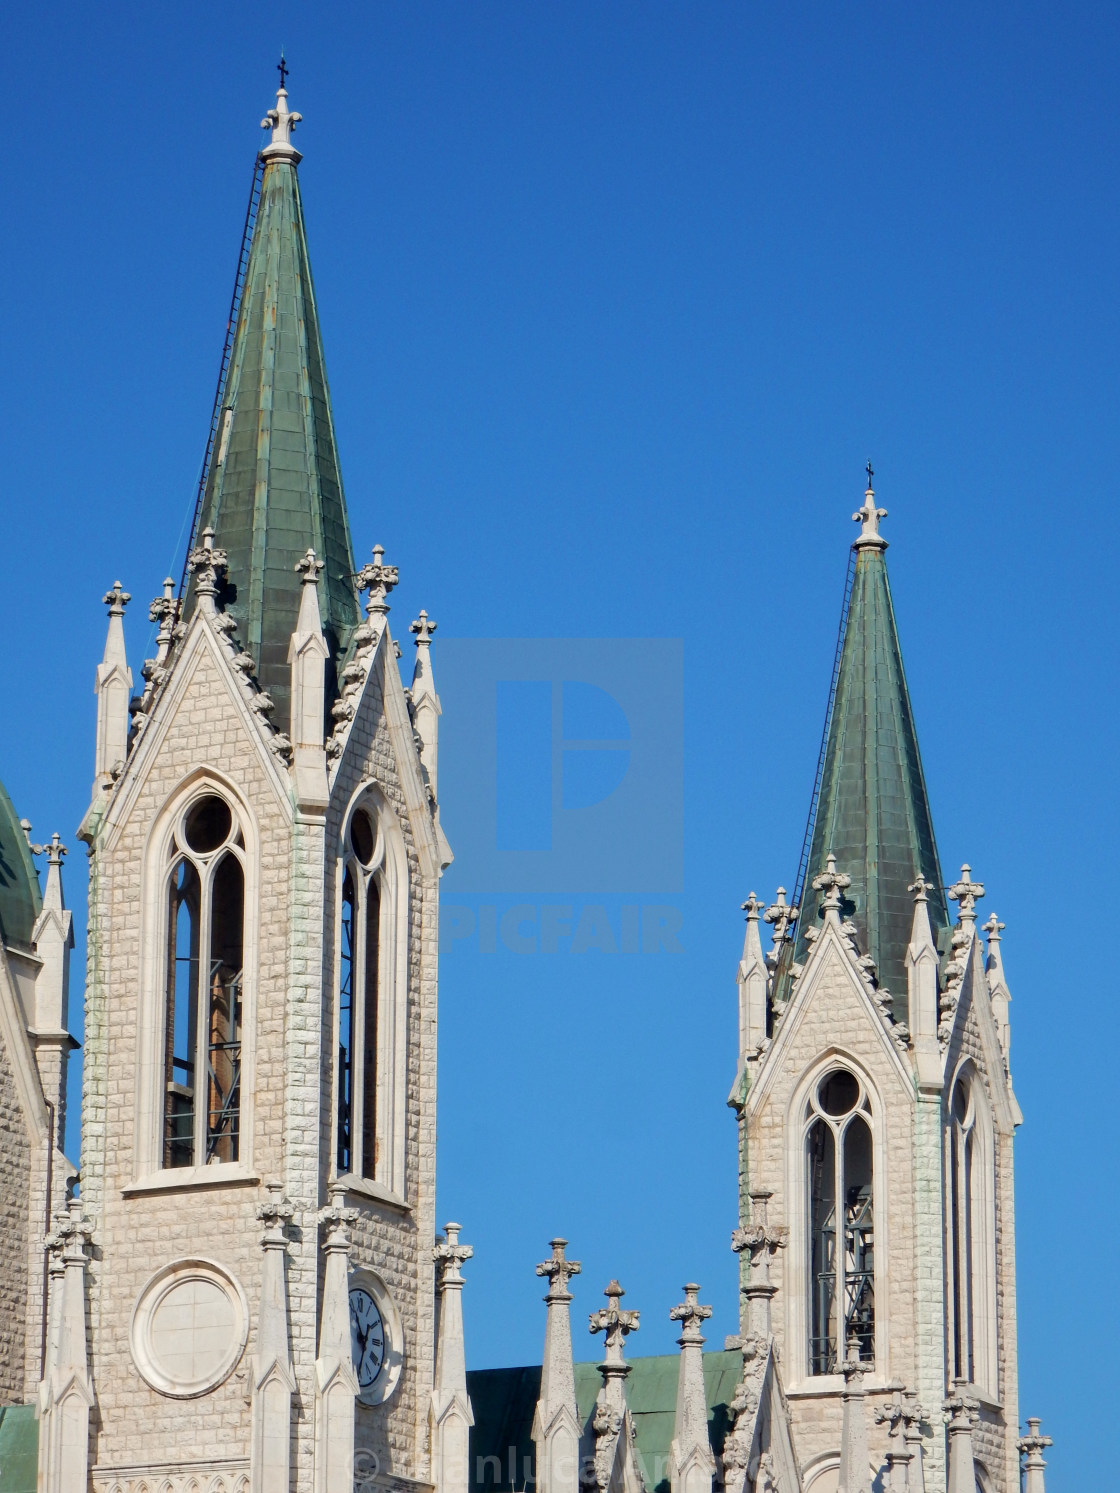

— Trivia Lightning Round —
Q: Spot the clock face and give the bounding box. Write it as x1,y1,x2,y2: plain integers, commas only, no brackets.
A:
349,1287,386,1388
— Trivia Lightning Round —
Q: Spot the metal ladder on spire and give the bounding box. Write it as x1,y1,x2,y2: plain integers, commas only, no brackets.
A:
176,152,265,598
770,542,857,1003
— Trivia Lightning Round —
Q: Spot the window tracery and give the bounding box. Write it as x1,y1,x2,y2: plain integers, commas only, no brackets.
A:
806,1066,875,1374
948,1066,997,1394
163,793,246,1168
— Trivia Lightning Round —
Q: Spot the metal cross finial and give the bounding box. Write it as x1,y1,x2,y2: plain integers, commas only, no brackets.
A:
537,1236,582,1300
278,52,289,90
866,459,874,490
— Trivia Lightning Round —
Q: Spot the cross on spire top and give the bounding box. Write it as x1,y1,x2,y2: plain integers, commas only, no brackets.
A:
277,51,289,90
411,609,437,646
852,465,888,551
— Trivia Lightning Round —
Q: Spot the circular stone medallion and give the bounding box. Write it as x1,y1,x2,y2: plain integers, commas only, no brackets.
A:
130,1258,248,1398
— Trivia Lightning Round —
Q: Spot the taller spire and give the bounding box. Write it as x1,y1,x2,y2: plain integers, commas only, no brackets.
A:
793,475,948,1002
186,75,361,731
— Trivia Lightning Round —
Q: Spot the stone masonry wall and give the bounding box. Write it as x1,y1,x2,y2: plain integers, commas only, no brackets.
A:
83,641,294,1477
744,937,917,1485
324,642,439,1486
0,1018,31,1404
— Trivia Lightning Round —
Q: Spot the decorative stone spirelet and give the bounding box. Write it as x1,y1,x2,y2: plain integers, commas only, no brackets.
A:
434,1220,474,1285
1018,1418,1052,1493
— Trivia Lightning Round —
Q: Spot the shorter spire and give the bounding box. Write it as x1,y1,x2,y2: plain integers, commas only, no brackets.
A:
431,1223,474,1493
261,71,302,164
737,893,768,1060
983,912,1011,1059
668,1285,715,1493
852,466,888,551
534,1239,582,1493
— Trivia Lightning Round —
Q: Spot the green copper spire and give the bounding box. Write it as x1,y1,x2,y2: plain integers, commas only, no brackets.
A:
186,83,360,729
793,483,949,1003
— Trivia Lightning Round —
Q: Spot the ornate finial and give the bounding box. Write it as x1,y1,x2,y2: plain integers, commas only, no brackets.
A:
908,872,934,903
318,1182,358,1244
257,1180,294,1246
589,1281,639,1342
948,863,985,927
852,466,888,551
669,1284,712,1344
537,1236,581,1300
295,547,324,584
762,887,799,967
812,851,852,915
356,544,399,621
434,1221,474,1285
842,1349,871,1383
1018,1418,1053,1477
411,609,437,646
26,830,66,868
149,576,179,647
103,580,131,616
187,527,229,606
982,912,1005,943
741,891,763,921
261,71,303,163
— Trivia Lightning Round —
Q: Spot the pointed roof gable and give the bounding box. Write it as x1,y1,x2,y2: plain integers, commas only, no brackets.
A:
793,487,948,1003
186,86,360,731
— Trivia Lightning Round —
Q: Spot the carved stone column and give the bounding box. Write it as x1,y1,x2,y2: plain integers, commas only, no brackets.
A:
584,1282,642,1493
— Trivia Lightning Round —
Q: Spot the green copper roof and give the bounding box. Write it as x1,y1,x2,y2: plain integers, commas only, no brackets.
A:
0,1404,38,1493
0,781,41,949
467,1351,740,1493
793,544,948,1004
187,151,360,730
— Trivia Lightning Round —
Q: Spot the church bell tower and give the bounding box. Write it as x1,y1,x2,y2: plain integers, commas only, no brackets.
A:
47,79,450,1492
726,480,1025,1493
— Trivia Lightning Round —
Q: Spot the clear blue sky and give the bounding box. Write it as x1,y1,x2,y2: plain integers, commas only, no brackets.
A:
4,5,1117,1486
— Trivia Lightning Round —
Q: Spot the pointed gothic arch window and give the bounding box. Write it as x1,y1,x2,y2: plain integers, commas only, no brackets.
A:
335,794,406,1192
948,1066,998,1395
806,1067,875,1374
163,792,245,1168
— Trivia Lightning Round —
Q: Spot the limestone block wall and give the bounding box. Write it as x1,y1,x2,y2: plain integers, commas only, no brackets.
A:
0,1020,31,1404
82,643,295,1477
323,648,439,1485
744,939,918,1484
